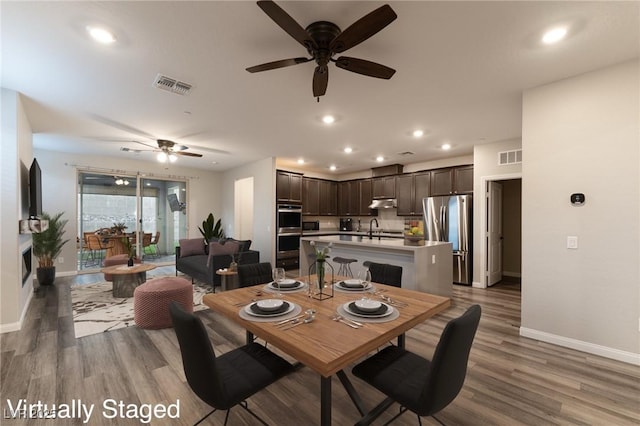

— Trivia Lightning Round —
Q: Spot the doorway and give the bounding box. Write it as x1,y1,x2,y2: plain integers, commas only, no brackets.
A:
481,175,522,288
77,172,187,272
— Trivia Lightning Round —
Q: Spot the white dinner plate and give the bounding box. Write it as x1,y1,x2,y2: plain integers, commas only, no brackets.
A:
268,281,303,291
342,301,393,318
244,301,295,317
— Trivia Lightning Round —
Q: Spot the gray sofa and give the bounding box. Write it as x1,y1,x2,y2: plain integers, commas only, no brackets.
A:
175,238,260,290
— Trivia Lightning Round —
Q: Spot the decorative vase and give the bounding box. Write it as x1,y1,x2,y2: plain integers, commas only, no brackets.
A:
308,258,334,300
229,261,238,272
127,256,134,267
316,259,326,290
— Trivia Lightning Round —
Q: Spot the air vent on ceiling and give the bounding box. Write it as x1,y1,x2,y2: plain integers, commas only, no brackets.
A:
398,151,414,156
120,147,141,153
152,74,193,96
498,149,522,165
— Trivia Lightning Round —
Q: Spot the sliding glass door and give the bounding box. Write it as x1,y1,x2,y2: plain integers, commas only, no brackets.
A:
77,172,187,272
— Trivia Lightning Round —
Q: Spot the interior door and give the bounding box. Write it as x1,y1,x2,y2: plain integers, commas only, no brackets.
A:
487,181,503,286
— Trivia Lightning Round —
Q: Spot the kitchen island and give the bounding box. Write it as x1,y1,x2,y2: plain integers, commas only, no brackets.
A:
300,235,452,296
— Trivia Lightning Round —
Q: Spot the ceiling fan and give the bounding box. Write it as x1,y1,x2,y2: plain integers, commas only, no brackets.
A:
121,139,203,162
246,0,397,98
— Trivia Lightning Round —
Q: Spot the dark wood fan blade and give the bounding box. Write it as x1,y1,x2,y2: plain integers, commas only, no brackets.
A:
313,65,329,97
246,57,311,73
330,4,397,53
335,56,395,79
257,1,317,50
175,151,203,158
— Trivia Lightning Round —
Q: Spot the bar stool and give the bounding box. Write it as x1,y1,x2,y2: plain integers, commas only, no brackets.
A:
333,257,357,278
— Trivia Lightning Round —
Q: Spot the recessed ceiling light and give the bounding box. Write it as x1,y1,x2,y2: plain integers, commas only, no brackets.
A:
344,147,352,154
441,143,451,150
297,158,305,165
376,156,384,162
413,130,424,138
329,165,337,171
322,115,335,124
86,26,116,44
542,27,567,45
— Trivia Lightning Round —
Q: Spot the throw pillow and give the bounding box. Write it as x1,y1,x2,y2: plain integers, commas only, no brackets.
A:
226,238,252,252
207,240,240,267
179,238,205,257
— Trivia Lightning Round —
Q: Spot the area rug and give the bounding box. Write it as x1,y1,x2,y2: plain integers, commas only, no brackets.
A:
71,278,211,338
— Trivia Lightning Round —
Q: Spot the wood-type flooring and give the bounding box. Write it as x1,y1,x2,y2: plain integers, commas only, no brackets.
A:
1,268,638,425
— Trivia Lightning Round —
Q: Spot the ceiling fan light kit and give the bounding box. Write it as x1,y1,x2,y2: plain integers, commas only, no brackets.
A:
247,0,397,98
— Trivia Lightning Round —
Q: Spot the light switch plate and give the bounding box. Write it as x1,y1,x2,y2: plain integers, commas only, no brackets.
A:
567,236,578,249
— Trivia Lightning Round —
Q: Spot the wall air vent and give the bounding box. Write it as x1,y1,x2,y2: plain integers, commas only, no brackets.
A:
152,74,193,96
498,149,522,165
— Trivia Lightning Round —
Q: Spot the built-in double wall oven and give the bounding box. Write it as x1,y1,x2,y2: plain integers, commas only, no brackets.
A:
276,204,302,268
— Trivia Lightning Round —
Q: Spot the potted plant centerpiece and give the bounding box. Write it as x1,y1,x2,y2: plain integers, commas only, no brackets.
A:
32,211,70,286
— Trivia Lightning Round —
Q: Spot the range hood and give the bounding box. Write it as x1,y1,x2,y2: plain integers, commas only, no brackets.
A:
368,198,397,209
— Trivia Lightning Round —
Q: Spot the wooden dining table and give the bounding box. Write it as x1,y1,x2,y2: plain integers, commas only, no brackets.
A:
202,276,450,426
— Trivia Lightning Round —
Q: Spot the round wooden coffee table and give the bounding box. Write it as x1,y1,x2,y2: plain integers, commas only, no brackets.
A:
101,263,157,297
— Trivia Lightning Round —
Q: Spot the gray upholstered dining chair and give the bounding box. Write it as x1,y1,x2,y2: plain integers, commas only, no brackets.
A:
363,261,403,287
237,262,273,287
169,301,294,425
352,304,481,425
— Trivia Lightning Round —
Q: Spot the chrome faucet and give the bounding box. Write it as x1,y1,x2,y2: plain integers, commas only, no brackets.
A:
368,218,379,239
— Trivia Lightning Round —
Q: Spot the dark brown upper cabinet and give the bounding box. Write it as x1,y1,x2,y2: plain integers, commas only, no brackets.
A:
430,166,474,196
338,179,376,216
372,176,396,199
302,177,320,215
276,171,302,203
318,180,337,216
302,178,337,216
396,171,430,216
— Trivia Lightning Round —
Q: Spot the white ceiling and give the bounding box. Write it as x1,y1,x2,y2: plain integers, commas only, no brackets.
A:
3,1,638,174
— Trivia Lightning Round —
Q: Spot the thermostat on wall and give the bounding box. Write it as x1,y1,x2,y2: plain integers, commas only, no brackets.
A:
570,193,585,206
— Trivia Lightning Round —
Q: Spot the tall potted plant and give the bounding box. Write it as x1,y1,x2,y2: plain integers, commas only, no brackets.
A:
32,211,69,286
198,213,225,245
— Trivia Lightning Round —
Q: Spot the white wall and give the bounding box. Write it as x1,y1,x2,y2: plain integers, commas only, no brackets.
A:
32,150,223,275
1,90,35,331
473,139,523,285
222,157,276,264
521,59,639,362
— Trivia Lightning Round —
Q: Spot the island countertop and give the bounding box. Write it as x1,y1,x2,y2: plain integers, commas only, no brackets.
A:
300,236,452,296
301,235,450,251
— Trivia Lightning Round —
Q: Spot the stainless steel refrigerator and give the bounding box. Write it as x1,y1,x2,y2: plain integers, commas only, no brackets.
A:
423,195,473,285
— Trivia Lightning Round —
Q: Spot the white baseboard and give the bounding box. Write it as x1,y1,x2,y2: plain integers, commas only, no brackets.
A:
520,327,640,366
0,288,34,334
472,281,485,288
56,270,77,277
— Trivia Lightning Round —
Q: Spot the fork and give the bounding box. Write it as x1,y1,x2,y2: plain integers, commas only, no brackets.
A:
381,295,408,307
331,314,361,329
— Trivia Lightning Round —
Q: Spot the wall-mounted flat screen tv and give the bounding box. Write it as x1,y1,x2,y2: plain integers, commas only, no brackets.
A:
167,193,183,212
29,158,42,218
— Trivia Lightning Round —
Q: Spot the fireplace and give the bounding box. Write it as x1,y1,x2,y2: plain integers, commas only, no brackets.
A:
22,246,32,287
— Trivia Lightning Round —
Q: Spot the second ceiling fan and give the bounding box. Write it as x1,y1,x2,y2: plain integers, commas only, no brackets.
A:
246,0,397,98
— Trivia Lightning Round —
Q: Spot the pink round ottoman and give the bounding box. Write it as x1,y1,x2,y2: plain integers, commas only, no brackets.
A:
134,277,193,329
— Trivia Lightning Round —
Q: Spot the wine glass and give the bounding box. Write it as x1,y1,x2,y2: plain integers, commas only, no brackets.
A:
272,267,285,297
357,268,372,287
